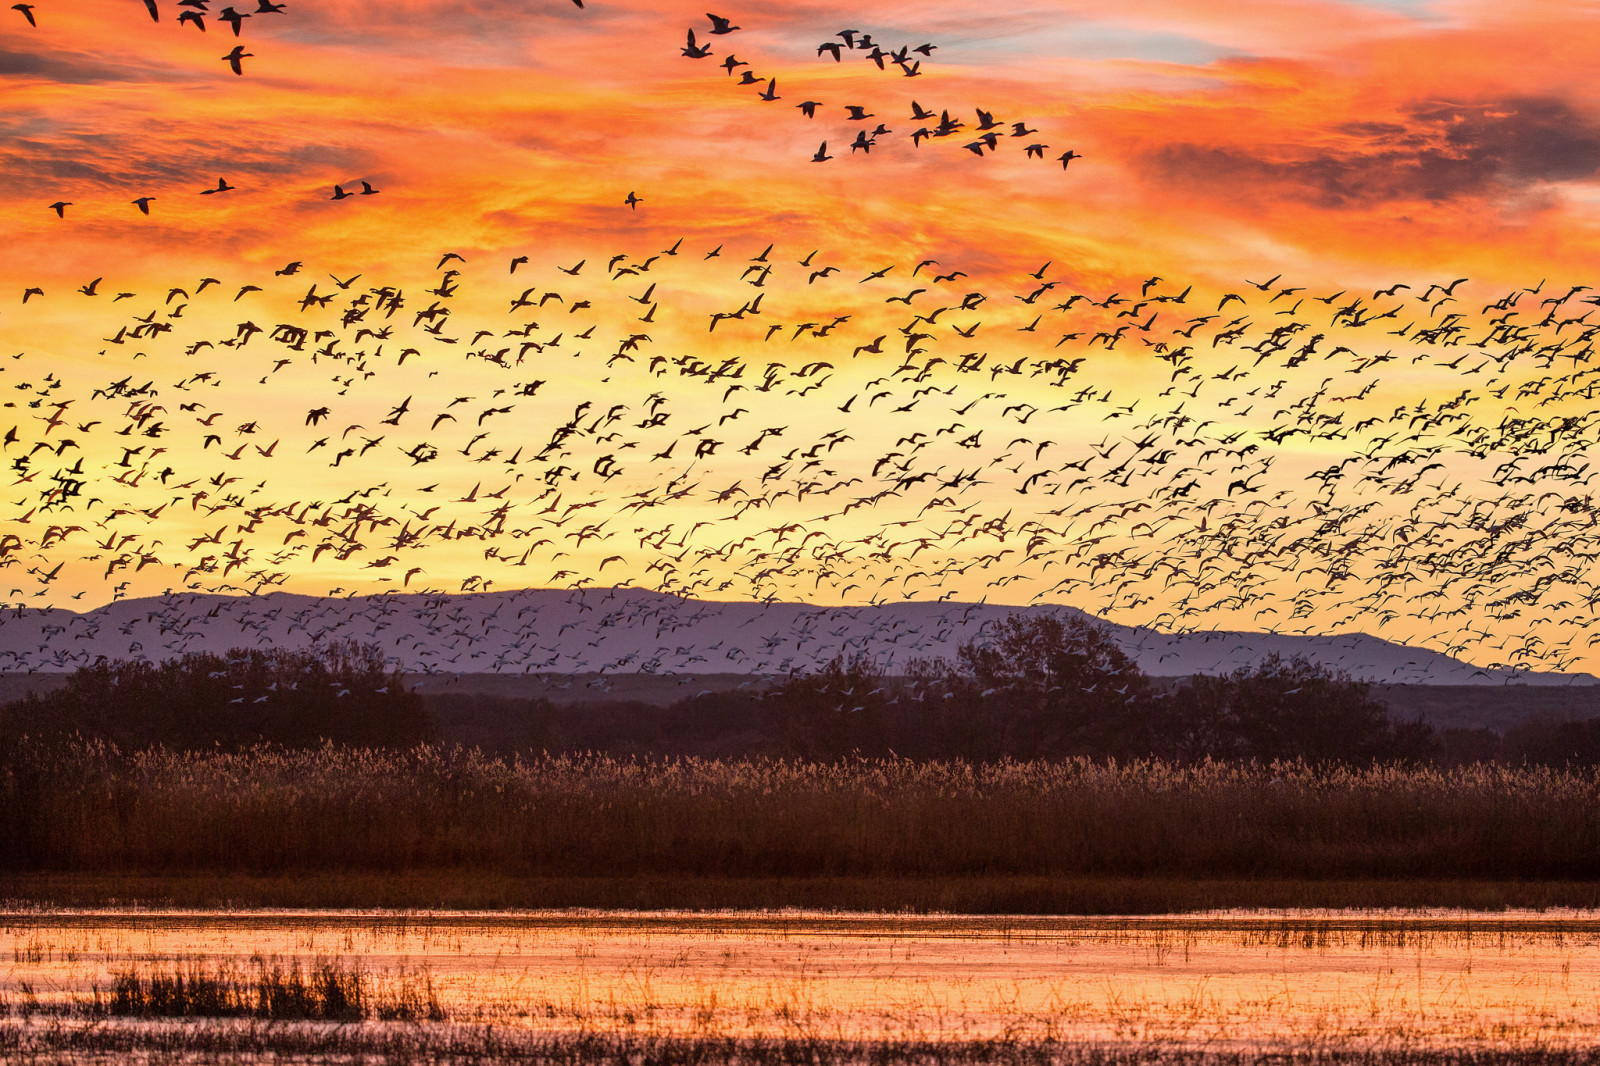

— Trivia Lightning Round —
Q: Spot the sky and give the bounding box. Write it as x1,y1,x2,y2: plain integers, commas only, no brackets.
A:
3,0,1600,675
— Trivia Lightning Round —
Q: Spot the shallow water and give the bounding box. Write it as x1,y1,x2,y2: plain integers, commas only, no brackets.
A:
6,910,1600,1050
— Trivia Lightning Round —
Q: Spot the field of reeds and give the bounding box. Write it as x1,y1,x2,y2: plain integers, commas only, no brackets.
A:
9,740,1600,910
16,1026,1600,1066
90,955,444,1022
13,1026,1600,1066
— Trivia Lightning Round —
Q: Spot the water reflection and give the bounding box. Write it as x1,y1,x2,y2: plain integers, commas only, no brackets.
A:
5,911,1600,1049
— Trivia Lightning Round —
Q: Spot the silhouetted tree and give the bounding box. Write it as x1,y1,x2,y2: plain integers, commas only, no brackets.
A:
955,613,1155,758
1162,653,1432,763
2,641,431,750
764,655,895,758
1502,716,1600,767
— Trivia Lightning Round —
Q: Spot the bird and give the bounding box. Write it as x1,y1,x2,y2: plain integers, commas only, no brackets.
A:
198,178,235,195
221,46,251,74
11,3,35,26
681,29,712,58
706,12,739,34
359,180,379,195
811,141,832,162
797,101,820,118
131,197,155,215
330,185,352,200
47,201,71,218
1057,150,1081,168
216,5,248,33
624,191,642,209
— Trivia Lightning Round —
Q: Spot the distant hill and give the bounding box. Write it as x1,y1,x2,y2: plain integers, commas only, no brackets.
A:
0,587,1590,689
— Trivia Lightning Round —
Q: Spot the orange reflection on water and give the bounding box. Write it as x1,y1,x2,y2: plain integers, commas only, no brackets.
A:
6,910,1600,1050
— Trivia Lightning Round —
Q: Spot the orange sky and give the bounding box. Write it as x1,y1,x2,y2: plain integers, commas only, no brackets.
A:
4,0,1600,674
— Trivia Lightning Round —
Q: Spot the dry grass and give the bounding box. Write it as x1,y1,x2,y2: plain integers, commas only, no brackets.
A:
7,1024,1600,1066
8,741,1600,908
99,955,442,1022
3,954,444,1023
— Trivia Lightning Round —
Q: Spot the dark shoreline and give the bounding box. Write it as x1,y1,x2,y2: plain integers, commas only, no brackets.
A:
7,873,1600,914
7,1021,1600,1066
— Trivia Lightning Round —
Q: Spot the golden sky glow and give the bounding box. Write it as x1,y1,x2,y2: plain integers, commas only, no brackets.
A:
5,0,1600,674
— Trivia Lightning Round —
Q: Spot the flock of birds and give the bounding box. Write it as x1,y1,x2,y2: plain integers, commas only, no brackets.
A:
6,4,1595,681
11,0,290,76
28,7,1069,221
5,238,1600,677
0,587,1512,683
680,14,1075,166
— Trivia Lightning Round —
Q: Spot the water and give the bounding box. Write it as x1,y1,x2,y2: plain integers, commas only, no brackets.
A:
5,910,1600,1052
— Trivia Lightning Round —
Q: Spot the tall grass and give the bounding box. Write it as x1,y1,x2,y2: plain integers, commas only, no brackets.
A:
7,1022,1600,1066
94,955,443,1021
6,740,1600,883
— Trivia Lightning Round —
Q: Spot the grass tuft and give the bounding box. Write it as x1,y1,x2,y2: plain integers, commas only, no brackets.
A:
97,955,439,1021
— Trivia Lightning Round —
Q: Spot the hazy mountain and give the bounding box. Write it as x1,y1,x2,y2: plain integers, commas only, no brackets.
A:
0,587,1589,686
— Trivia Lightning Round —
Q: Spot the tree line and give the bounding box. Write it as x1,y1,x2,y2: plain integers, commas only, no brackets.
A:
4,614,1599,765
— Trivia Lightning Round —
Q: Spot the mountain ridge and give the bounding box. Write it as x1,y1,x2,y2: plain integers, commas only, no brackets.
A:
0,587,1590,686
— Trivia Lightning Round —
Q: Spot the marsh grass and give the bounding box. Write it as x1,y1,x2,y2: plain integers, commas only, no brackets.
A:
9,1023,1600,1066
73,955,444,1022
10,741,1600,909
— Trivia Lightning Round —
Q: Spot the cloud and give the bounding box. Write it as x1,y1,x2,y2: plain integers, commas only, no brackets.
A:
1148,96,1600,207
0,46,164,84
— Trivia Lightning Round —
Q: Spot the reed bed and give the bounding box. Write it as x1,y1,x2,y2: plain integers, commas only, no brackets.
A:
95,955,442,1022
8,1023,1600,1066
7,741,1600,888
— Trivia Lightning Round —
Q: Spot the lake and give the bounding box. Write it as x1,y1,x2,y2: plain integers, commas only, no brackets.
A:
5,910,1600,1060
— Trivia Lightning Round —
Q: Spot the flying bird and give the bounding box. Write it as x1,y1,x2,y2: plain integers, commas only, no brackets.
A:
222,46,251,74
682,29,712,58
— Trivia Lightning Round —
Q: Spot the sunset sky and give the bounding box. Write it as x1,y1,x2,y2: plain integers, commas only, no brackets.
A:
4,0,1600,675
